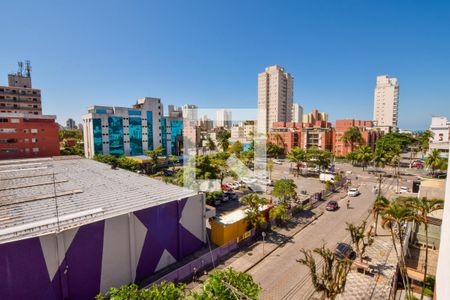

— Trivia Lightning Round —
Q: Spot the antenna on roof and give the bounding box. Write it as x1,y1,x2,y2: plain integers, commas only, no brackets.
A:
25,60,32,77
18,61,23,76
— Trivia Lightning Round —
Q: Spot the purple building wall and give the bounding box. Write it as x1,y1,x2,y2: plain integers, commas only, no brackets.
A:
0,197,205,300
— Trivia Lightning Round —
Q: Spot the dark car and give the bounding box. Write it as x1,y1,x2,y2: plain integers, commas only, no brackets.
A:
334,243,356,260
326,200,339,211
224,191,238,201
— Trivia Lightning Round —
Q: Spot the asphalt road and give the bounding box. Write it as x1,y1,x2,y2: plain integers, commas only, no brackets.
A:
247,174,396,300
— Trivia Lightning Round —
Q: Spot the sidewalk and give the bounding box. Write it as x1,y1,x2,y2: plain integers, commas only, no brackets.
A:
186,189,347,291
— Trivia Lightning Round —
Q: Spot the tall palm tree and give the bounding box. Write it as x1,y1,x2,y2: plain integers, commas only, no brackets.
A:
425,149,443,175
355,145,373,170
287,147,307,176
372,196,389,236
216,130,231,152
206,136,216,152
372,148,388,170
405,197,443,300
297,245,352,300
274,133,284,147
341,126,365,153
381,199,416,298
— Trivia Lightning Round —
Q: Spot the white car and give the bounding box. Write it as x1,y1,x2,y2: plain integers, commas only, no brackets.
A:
258,178,273,186
241,177,257,184
348,188,360,197
400,186,409,193
273,159,282,165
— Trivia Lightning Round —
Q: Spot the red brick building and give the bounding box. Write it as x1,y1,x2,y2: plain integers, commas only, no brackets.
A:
269,121,334,153
333,119,383,156
0,113,60,159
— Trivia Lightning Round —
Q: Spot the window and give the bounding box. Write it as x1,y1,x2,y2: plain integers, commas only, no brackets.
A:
0,138,18,143
0,128,16,133
0,118,8,123
10,118,20,123
32,138,38,143
32,147,39,153
31,129,38,133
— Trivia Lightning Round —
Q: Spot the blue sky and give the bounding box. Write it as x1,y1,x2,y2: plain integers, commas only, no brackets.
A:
0,0,449,130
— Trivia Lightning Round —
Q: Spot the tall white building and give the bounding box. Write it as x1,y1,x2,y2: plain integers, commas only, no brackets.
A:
292,103,303,123
216,109,232,128
258,65,294,134
429,116,450,158
373,75,399,132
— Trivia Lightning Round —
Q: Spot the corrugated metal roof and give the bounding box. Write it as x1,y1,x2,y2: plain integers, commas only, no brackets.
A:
0,156,196,244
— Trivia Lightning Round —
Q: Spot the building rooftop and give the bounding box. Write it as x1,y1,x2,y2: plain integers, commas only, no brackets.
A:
0,156,196,244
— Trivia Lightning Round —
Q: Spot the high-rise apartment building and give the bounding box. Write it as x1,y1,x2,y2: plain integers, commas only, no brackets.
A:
373,75,399,132
0,61,42,115
303,109,328,123
66,118,77,129
429,116,450,158
258,65,294,134
292,103,303,123
82,97,162,159
216,109,232,128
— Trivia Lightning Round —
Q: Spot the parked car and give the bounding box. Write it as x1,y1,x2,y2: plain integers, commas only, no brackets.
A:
258,178,273,186
399,186,409,193
224,191,238,201
334,243,356,260
326,200,339,211
348,188,360,197
273,159,283,165
320,172,335,182
242,177,257,184
411,161,424,168
221,184,232,191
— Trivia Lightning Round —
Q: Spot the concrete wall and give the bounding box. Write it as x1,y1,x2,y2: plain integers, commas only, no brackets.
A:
0,194,205,300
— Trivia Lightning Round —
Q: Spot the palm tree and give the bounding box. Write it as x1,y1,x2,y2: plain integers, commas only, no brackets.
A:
372,148,388,170
273,133,285,147
381,199,416,298
405,197,443,300
272,179,297,207
216,130,231,152
417,130,433,158
240,193,268,230
425,149,443,175
287,147,307,176
355,145,373,170
372,196,389,236
346,221,374,263
206,136,216,152
267,158,274,179
341,126,365,153
387,145,401,193
297,245,352,300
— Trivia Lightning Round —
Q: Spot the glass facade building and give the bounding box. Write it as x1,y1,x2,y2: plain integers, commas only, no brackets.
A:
129,117,143,156
108,117,124,155
93,119,103,154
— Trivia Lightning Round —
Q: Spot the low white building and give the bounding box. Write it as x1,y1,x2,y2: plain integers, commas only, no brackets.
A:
230,121,255,141
429,116,450,158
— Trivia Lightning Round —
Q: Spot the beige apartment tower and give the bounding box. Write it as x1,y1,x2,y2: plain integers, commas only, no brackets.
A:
373,75,399,132
258,65,293,134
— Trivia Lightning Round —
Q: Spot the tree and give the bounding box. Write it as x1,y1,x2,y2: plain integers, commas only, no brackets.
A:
96,281,186,300
372,148,389,169
147,145,163,173
273,133,285,147
355,145,373,170
340,126,365,152
346,151,358,166
231,140,244,158
267,158,274,179
297,244,352,300
346,221,374,263
376,132,417,153
381,199,416,298
206,136,216,152
425,149,444,175
267,142,284,158
272,179,297,207
415,130,433,158
372,196,389,236
217,130,231,152
240,193,268,230
307,148,333,171
287,147,307,176
269,204,290,226
168,155,178,172
194,268,262,300
405,197,443,300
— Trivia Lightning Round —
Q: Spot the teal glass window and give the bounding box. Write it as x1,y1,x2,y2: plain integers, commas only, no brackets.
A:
170,119,183,155
95,109,107,114
160,118,167,156
129,117,143,156
147,111,153,151
108,116,124,156
128,110,141,116
93,118,103,154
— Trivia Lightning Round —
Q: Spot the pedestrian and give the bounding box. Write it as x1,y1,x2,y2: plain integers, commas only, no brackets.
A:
347,199,350,209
